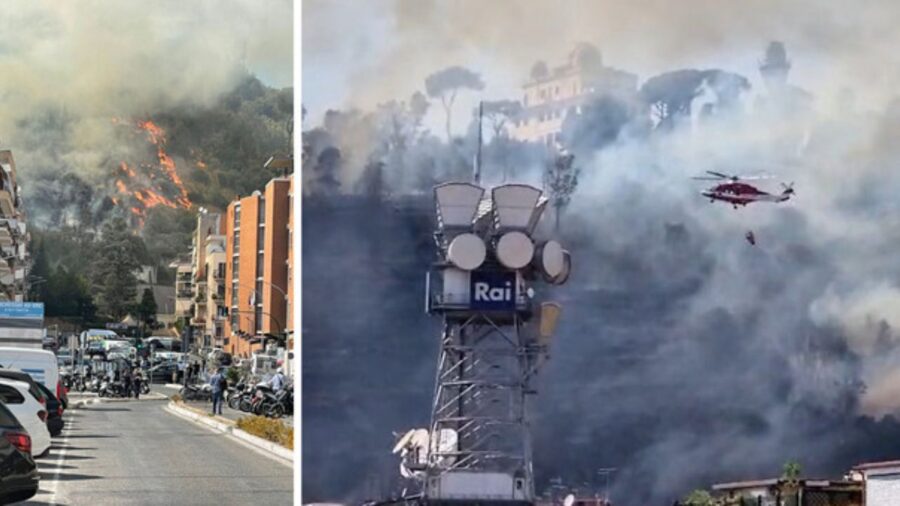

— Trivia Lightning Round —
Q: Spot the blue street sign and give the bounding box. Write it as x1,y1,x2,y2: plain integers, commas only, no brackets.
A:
470,271,517,311
0,302,44,319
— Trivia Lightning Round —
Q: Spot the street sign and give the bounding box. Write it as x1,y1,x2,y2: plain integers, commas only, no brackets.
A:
0,302,43,319
469,271,517,311
0,302,43,329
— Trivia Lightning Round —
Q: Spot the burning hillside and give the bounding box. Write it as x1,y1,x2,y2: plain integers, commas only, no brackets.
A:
109,119,193,227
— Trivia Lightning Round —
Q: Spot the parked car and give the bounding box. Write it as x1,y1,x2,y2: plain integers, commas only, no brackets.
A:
0,370,47,406
86,341,107,359
0,347,63,402
33,383,64,436
147,362,182,383
0,400,38,503
0,380,51,457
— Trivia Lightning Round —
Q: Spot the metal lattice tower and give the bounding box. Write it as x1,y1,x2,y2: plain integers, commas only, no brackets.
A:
392,182,570,504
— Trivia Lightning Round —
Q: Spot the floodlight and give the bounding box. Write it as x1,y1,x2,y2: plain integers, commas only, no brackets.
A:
447,233,486,270
492,184,542,230
548,250,571,285
496,231,534,270
535,240,564,280
435,182,485,229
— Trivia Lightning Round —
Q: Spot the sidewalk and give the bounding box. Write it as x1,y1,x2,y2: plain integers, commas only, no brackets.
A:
181,397,294,427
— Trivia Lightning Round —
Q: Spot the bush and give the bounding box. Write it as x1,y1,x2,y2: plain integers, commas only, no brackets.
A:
171,393,183,402
236,415,293,449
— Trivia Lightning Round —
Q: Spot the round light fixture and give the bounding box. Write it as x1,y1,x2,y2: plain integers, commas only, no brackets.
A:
447,233,486,270
496,231,534,270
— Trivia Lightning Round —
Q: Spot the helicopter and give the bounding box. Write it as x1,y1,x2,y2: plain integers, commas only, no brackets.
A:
692,171,795,209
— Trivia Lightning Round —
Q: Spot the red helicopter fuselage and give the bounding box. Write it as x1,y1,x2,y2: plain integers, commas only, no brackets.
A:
702,182,789,207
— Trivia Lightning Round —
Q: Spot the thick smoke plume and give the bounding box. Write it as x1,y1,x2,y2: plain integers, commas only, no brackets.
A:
0,0,292,224
303,4,900,503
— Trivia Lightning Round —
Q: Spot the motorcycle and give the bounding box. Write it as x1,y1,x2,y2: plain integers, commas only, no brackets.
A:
226,380,248,410
238,382,270,413
180,383,212,402
89,376,103,393
98,380,128,398
263,384,293,419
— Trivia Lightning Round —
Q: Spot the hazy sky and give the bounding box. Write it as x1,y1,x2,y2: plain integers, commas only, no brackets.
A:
302,0,900,134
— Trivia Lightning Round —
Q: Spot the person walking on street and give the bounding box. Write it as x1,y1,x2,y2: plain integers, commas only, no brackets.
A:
209,367,226,416
122,367,133,399
133,369,143,400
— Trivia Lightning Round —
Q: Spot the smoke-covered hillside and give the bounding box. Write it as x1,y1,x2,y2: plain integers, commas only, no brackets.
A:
302,39,900,506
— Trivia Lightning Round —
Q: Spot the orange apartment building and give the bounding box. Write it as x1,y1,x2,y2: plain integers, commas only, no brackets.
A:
224,176,293,358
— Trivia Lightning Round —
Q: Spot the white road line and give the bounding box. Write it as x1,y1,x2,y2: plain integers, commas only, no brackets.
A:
39,410,74,505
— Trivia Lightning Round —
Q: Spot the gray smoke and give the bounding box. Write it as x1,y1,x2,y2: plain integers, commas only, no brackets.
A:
0,1,292,222
303,57,900,506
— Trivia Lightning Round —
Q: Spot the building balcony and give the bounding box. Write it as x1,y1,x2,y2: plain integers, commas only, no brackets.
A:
0,223,12,249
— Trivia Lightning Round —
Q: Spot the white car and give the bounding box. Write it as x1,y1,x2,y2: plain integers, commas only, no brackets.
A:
0,379,51,457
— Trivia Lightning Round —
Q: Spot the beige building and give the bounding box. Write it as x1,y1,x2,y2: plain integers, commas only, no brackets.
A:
200,234,227,349
189,210,226,350
173,259,193,324
509,43,638,146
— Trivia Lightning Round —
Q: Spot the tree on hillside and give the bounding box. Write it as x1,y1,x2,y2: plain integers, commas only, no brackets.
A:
28,239,51,303
136,288,158,337
543,152,580,233
482,100,522,140
93,216,145,320
425,66,485,140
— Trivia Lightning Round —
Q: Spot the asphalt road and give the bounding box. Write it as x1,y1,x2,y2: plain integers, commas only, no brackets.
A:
20,400,294,505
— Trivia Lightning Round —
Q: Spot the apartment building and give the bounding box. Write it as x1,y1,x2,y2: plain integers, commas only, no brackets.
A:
0,151,29,302
189,211,226,350
509,43,638,146
224,176,293,358
173,259,193,325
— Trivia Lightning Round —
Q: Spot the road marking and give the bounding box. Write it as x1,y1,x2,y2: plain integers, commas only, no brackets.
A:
41,410,73,505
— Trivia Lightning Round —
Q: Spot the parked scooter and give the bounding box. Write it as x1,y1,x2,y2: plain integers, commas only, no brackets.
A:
180,383,212,402
98,379,128,398
226,380,248,410
263,384,293,419
238,382,270,413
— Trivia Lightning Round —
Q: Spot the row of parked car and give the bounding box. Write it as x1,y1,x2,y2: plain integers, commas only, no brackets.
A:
0,347,68,503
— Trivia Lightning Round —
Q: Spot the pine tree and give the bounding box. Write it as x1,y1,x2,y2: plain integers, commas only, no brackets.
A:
92,217,144,320
136,288,158,336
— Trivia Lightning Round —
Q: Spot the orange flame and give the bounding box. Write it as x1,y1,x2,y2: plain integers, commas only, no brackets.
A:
119,161,136,178
136,120,192,209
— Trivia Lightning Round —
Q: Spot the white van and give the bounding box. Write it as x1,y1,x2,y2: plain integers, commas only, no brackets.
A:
0,348,60,400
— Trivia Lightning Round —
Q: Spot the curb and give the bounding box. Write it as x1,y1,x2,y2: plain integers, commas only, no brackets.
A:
164,401,293,467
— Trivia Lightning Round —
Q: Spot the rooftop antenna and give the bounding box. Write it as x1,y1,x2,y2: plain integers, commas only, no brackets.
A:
473,101,483,184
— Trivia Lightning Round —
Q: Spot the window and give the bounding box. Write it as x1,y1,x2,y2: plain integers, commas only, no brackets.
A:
231,257,239,281
0,403,18,426
256,227,265,252
258,199,266,225
233,230,240,254
254,306,263,333
231,281,238,305
256,252,264,278
230,310,239,330
256,279,264,305
234,205,241,228
0,384,24,404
